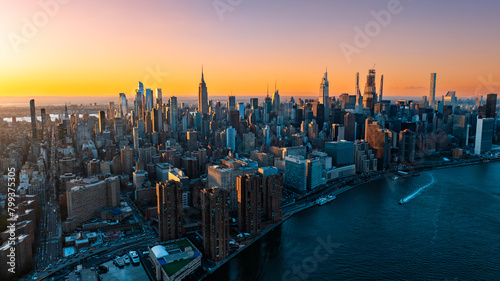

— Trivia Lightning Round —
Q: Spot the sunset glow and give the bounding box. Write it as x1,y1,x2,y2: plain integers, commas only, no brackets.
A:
2,0,500,98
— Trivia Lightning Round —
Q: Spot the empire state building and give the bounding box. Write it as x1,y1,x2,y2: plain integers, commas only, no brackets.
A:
198,68,209,115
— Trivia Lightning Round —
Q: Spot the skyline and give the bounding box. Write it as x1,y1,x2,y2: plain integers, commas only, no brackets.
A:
2,0,500,97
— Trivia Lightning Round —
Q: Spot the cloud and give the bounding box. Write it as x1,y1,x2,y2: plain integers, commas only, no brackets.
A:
404,86,425,90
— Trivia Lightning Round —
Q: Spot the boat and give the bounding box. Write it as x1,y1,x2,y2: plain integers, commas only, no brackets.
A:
399,199,405,205
113,256,124,267
391,176,399,180
316,194,336,206
129,251,140,264
123,254,130,265
316,198,327,205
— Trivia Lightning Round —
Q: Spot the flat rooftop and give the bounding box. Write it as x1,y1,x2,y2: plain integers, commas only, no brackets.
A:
153,238,201,277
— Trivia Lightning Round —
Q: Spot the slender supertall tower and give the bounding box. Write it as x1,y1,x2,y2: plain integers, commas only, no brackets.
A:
355,72,363,114
198,67,209,115
320,70,330,121
379,75,384,102
135,82,144,119
30,99,37,139
429,73,437,108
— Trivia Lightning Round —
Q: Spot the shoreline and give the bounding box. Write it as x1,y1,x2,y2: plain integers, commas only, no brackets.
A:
200,157,499,280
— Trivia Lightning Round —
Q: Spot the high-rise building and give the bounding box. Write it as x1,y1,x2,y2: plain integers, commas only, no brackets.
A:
379,75,384,101
284,156,307,192
66,177,120,224
363,69,377,113
250,98,259,109
187,130,198,151
98,111,106,134
486,93,497,118
201,187,230,262
429,73,437,107
237,175,262,236
307,158,322,190
226,126,236,152
344,112,356,141
238,102,245,119
157,180,185,242
170,96,178,132
320,71,330,121
120,146,134,176
41,108,46,140
353,140,377,173
155,88,162,108
152,108,162,132
145,88,154,112
355,72,363,114
136,82,144,119
272,90,280,113
325,141,354,166
30,99,37,139
133,127,140,150
398,129,416,163
228,95,236,111
261,174,283,223
119,93,128,117
475,118,494,155
198,68,209,115
365,119,392,169
114,117,123,138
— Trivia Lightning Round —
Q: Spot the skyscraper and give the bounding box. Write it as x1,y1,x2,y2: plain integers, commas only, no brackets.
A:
41,108,46,140
135,82,144,119
145,88,153,112
379,75,384,102
355,72,363,114
98,111,106,134
475,118,494,154
320,71,330,121
201,187,230,262
155,88,162,108
486,93,497,118
198,68,209,115
228,95,236,111
429,73,437,108
120,146,134,176
152,108,162,132
261,174,283,223
237,175,262,236
133,127,139,150
363,69,377,114
157,180,185,242
344,112,356,141
114,117,123,138
226,126,236,151
30,99,37,139
170,96,178,132
119,93,127,117
272,90,280,113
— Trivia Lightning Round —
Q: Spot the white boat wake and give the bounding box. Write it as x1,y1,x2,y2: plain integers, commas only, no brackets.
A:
399,174,435,204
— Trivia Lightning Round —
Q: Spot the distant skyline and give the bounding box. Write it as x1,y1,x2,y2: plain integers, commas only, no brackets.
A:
2,0,500,97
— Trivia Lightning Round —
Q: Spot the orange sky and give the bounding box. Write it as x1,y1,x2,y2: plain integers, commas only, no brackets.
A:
1,0,499,99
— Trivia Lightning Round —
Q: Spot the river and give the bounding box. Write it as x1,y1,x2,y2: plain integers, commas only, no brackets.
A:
204,162,500,280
